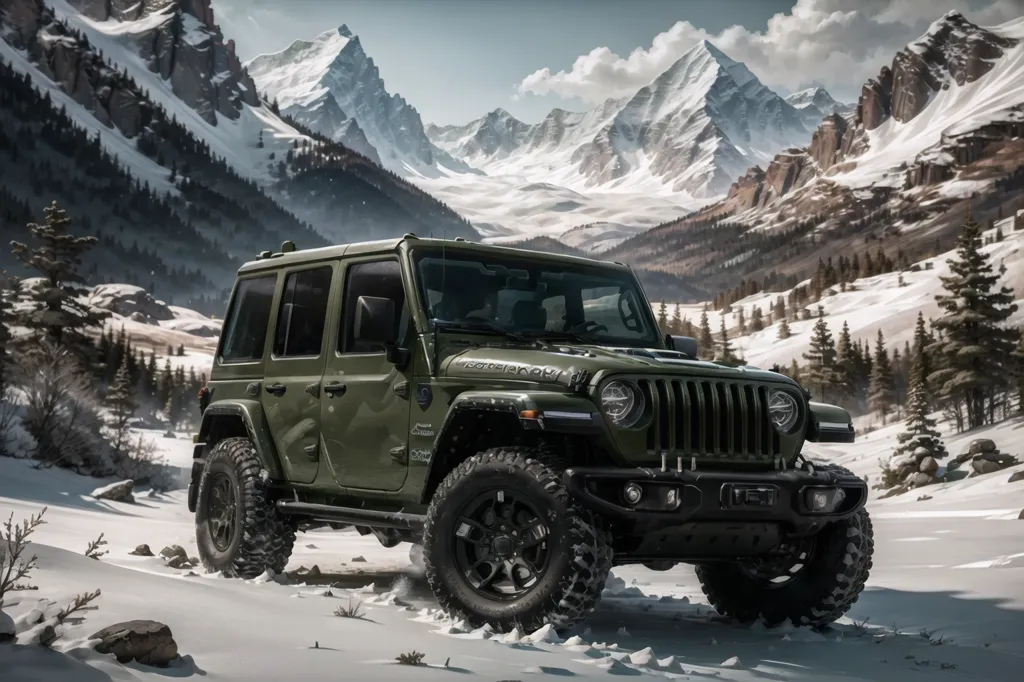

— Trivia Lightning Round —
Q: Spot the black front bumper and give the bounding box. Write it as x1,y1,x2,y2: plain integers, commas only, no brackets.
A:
564,465,866,524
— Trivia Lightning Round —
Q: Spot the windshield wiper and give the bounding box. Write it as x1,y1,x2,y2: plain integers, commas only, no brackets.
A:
431,319,530,344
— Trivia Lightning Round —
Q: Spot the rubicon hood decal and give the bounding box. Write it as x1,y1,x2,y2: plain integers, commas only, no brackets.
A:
455,358,565,381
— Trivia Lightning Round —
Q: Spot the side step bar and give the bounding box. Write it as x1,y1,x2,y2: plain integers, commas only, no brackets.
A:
275,500,425,531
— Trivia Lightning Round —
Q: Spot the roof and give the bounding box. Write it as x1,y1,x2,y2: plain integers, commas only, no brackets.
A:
235,235,631,275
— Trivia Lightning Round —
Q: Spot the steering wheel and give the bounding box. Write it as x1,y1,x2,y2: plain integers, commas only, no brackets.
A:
566,320,608,334
618,294,641,332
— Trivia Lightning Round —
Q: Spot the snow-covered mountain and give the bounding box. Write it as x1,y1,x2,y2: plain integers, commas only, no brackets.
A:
245,26,473,176
603,11,1024,294
429,41,813,200
784,86,854,125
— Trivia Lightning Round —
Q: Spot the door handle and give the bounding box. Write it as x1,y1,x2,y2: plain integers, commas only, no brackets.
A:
323,381,347,397
265,383,287,397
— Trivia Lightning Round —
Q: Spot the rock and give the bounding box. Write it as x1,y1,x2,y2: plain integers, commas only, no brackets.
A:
917,494,933,501
91,620,178,667
37,624,58,648
908,472,935,488
879,484,909,499
977,451,1017,467
919,456,939,475
88,284,175,323
912,446,932,460
968,438,997,455
946,452,973,471
895,462,917,481
1019,509,1024,520
163,430,176,439
91,480,135,503
0,608,15,643
129,544,154,557
166,555,192,569
160,545,188,561
971,458,1001,475
809,113,848,170
1008,471,1024,484
351,556,366,563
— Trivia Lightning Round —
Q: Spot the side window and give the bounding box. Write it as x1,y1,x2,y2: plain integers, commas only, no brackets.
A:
273,266,333,358
220,275,277,363
341,260,406,354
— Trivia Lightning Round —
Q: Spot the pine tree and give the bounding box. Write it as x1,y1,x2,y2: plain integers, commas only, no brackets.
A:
670,304,683,335
869,329,895,424
834,320,856,406
789,358,802,383
698,310,714,358
777,317,791,340
715,317,741,365
1013,331,1024,414
802,307,839,401
893,338,947,459
930,206,1019,429
657,301,669,333
912,312,932,381
105,355,139,459
750,306,764,332
737,307,746,335
10,201,108,358
0,277,17,396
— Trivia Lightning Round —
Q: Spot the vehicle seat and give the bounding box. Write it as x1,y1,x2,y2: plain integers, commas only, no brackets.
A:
512,300,547,332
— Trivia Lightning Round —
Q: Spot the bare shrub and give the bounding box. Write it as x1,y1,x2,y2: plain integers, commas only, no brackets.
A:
84,533,107,560
396,650,425,666
333,597,365,619
1,507,46,600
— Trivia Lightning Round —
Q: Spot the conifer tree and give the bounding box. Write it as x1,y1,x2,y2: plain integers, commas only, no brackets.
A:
737,307,746,335
0,277,18,396
777,317,791,340
657,301,669,333
698,310,714,358
750,306,764,332
802,307,839,401
834,320,856,405
1013,331,1024,414
789,358,802,383
670,304,683,335
869,329,895,424
716,317,741,365
10,201,108,358
894,338,947,459
105,355,139,459
930,206,1018,428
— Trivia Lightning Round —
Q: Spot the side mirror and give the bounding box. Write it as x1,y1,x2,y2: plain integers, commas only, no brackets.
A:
354,296,396,346
666,334,698,358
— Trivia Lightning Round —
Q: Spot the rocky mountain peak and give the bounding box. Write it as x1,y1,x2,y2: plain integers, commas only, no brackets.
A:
337,23,354,38
855,12,1018,131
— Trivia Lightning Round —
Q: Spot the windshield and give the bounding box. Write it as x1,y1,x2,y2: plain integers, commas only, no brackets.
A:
412,249,660,347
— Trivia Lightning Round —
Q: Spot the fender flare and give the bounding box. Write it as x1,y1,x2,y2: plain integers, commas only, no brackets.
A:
419,390,610,503
196,400,284,479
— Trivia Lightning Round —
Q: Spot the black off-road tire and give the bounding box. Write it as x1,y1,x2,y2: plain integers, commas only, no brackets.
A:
423,447,613,633
696,469,873,628
195,437,296,578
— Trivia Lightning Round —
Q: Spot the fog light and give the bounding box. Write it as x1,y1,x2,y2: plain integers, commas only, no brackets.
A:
805,487,846,513
623,482,643,505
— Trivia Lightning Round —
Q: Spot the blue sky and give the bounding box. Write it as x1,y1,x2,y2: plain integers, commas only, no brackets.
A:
212,0,1021,126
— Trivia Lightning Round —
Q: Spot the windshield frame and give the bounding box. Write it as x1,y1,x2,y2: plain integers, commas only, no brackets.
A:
407,246,662,349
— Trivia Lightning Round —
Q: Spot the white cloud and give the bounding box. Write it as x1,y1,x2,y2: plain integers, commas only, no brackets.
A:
515,0,1024,104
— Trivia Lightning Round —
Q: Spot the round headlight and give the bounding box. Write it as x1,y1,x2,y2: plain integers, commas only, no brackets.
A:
768,390,800,434
600,380,644,428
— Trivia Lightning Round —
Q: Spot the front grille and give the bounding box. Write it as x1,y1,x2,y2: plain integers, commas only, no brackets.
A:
636,378,780,460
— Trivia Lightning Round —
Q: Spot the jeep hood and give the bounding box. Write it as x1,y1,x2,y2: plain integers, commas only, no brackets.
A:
440,344,797,387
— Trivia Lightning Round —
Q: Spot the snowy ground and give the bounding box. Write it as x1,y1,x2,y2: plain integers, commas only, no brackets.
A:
2,415,1022,682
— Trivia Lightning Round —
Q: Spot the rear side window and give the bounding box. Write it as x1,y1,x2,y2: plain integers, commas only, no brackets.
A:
341,260,406,354
273,266,333,358
220,275,277,363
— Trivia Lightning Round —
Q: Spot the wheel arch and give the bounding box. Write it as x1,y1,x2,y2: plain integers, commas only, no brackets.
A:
418,390,614,505
195,400,283,480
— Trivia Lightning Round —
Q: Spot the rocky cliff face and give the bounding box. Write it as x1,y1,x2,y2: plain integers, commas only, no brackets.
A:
66,0,259,124
810,114,848,171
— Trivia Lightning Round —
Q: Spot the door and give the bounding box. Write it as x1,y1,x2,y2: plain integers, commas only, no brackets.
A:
261,264,336,484
320,258,412,492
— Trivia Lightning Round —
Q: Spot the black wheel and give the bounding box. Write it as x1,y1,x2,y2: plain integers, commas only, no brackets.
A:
195,437,296,578
696,499,873,628
423,447,612,633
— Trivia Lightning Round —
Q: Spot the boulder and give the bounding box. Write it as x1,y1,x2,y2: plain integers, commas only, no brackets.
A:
946,452,973,471
968,438,997,455
166,555,192,569
91,480,135,503
1019,509,1024,520
971,458,1002,475
88,284,175,323
1008,471,1024,484
160,545,188,561
0,607,15,643
908,472,935,488
129,544,154,557
90,620,178,667
919,456,939,475
976,451,1017,467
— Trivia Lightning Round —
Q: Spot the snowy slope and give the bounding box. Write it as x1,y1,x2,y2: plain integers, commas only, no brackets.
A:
245,25,473,178
674,216,1024,373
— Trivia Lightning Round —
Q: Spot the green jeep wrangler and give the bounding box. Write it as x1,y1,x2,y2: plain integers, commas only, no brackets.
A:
189,236,871,633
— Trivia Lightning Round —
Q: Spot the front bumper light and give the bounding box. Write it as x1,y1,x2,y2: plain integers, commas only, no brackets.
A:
768,389,800,434
600,380,645,428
